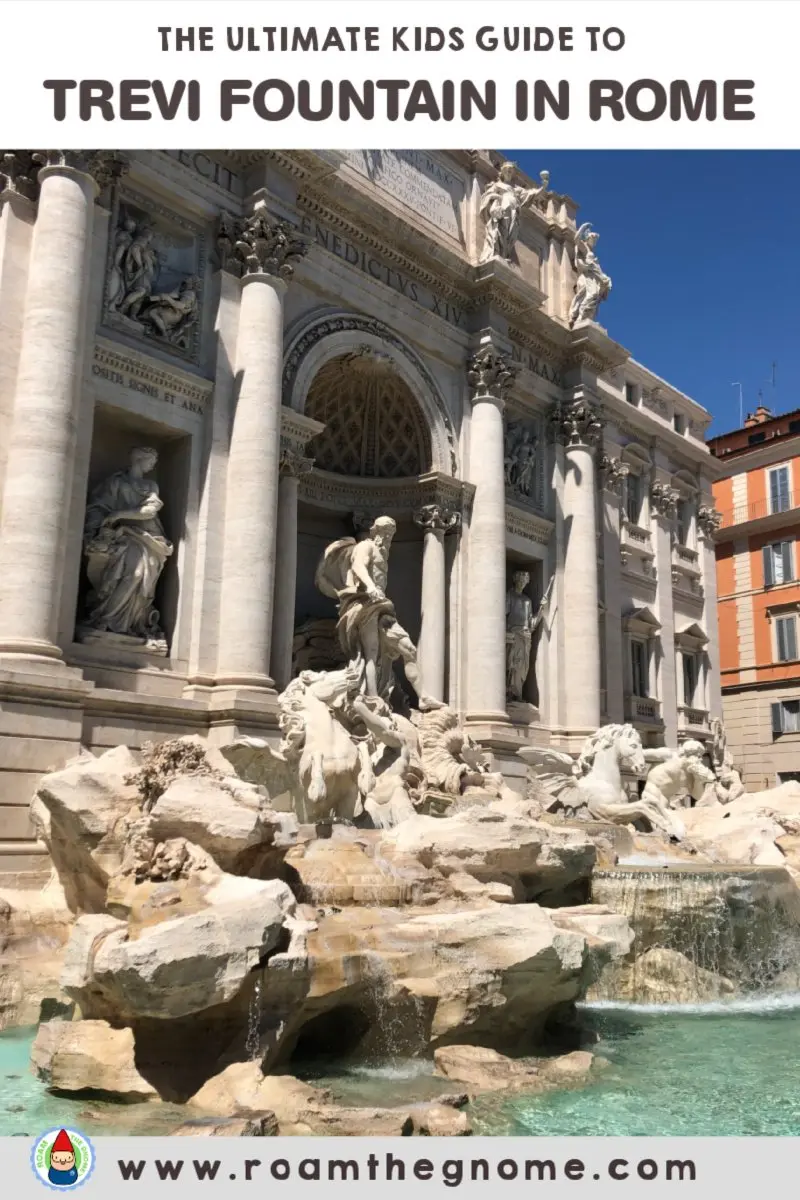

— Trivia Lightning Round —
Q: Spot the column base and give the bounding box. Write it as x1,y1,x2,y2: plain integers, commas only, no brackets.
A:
0,638,67,671
211,672,277,692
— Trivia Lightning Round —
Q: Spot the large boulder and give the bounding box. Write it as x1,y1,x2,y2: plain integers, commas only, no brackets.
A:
683,783,800,867
148,776,298,876
378,800,596,904
63,877,296,1021
588,946,735,1005
260,900,633,1067
31,1019,158,1100
30,746,140,912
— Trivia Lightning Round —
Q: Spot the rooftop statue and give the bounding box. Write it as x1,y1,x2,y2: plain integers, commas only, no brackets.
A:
479,161,550,265
568,222,612,327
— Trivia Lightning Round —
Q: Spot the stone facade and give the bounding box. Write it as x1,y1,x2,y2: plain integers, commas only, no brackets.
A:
0,148,721,872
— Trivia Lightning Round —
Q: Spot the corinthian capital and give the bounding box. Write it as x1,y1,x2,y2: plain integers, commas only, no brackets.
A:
697,503,722,538
650,481,680,518
279,446,314,478
0,151,39,200
550,396,603,447
598,453,630,494
32,150,128,190
467,344,515,404
413,503,461,535
218,206,309,279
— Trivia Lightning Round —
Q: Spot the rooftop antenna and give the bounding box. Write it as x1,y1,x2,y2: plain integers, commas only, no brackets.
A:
732,382,743,427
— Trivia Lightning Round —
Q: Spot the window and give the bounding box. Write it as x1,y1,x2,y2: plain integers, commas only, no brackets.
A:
673,413,686,434
625,474,641,525
676,499,693,546
772,700,800,735
763,541,794,587
625,383,637,406
768,465,792,514
748,431,766,446
789,419,800,435
631,640,649,697
775,615,798,662
682,652,699,706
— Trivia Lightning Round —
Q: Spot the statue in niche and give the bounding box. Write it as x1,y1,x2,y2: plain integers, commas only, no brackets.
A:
504,422,539,499
315,515,443,712
78,447,173,654
106,215,137,312
479,161,550,265
568,222,612,328
505,571,553,702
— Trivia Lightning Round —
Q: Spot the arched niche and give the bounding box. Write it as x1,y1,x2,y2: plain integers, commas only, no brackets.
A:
282,309,457,477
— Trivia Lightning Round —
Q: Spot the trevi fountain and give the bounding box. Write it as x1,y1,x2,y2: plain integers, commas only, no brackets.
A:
1,515,800,1138
0,147,799,1139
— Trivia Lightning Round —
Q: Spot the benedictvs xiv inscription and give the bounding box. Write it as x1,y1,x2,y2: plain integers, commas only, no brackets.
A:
299,215,466,329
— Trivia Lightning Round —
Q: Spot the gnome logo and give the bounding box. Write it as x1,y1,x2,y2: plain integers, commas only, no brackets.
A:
31,1127,95,1190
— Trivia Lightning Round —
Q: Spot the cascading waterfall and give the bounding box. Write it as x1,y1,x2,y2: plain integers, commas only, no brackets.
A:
589,864,800,1003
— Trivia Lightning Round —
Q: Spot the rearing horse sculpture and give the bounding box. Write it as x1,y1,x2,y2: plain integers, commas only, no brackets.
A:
520,722,686,841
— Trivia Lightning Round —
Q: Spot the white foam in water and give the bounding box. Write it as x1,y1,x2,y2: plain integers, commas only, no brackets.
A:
580,992,800,1016
344,1059,434,1080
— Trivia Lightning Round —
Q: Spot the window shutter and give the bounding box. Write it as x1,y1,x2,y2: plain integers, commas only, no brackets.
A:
777,618,788,661
784,542,795,582
788,619,798,662
763,544,774,586
772,702,784,734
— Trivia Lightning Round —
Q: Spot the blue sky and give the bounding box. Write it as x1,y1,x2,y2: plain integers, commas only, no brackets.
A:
506,151,798,435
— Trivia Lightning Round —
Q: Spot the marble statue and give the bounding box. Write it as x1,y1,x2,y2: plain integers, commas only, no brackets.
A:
479,162,550,264
315,515,441,711
700,718,746,806
505,572,553,702
413,704,513,805
107,215,137,312
78,447,173,653
521,723,687,840
140,276,200,347
642,740,717,813
568,223,612,328
504,422,538,498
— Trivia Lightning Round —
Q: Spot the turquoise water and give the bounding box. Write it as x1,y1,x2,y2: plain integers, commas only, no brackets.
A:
473,998,800,1136
0,1027,186,1137
4,1001,800,1137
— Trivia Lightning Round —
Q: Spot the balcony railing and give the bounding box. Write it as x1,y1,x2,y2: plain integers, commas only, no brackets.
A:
623,694,663,725
718,493,798,529
678,704,709,731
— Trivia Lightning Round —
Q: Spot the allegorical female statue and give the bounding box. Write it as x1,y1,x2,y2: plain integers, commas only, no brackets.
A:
479,161,550,264
78,447,173,653
568,222,612,327
505,571,553,701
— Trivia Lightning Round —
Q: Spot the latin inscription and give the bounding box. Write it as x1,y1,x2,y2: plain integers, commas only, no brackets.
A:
339,149,465,239
164,149,242,195
299,215,467,329
509,342,562,386
91,345,208,416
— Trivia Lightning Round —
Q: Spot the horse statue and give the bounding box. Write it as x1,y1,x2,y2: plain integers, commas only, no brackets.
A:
519,723,686,840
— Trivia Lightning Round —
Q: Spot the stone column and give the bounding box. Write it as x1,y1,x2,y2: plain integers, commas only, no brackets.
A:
598,452,629,723
698,502,723,720
215,205,308,690
270,446,314,692
413,503,460,703
466,343,514,721
552,392,604,733
651,480,680,746
0,151,124,664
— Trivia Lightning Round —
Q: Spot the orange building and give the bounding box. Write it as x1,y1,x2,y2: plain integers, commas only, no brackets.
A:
710,404,800,788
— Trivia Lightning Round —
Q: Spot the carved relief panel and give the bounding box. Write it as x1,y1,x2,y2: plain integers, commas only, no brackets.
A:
103,189,207,364
503,411,546,513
